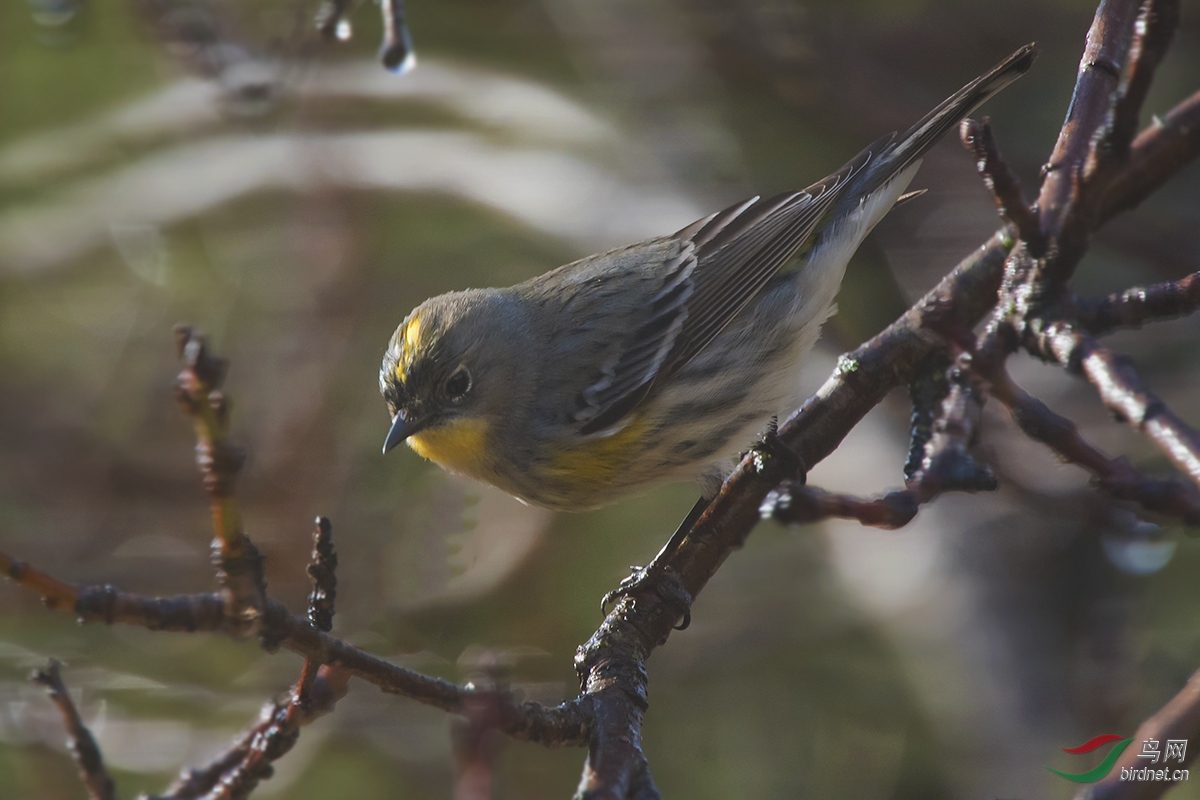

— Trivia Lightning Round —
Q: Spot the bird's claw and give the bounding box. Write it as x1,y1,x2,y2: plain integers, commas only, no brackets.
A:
601,564,693,631
751,418,806,480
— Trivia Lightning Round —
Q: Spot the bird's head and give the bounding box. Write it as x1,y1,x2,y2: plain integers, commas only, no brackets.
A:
379,289,527,471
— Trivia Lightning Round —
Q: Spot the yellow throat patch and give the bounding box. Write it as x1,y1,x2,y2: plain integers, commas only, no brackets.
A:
408,417,490,478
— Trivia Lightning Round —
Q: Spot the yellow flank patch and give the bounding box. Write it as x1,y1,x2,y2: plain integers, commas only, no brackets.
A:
548,415,647,486
408,417,489,478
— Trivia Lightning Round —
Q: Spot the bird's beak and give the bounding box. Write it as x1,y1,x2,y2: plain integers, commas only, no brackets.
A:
383,410,429,454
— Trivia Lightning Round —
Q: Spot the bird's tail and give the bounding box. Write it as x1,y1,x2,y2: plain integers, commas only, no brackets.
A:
877,43,1037,179
859,42,1036,196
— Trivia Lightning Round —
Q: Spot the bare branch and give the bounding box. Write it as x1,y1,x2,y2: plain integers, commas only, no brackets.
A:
904,355,951,481
1077,271,1200,334
908,357,999,497
1040,324,1200,487
380,0,415,73
30,660,115,800
1,553,81,612
1037,0,1140,260
306,517,337,634
2,545,593,746
316,0,354,40
1074,668,1200,799
1102,90,1200,222
1108,0,1180,158
10,5,1200,798
960,117,1045,255
174,325,266,639
987,367,1200,525
154,666,351,800
761,483,919,530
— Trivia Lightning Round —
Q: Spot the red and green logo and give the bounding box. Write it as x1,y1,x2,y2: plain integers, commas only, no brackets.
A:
1046,734,1133,782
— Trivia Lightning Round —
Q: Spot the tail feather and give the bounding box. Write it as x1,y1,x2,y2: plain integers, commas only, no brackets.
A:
874,43,1037,182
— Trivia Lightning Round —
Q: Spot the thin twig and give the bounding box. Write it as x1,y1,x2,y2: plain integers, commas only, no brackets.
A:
1040,323,1200,487
907,357,998,498
987,366,1200,525
1102,90,1200,222
306,517,337,634
379,0,415,73
761,483,919,530
315,0,354,40
1076,271,1200,334
1,545,593,744
30,660,116,800
174,325,266,639
1074,668,1200,799
154,666,351,800
1107,0,1180,159
960,117,1045,255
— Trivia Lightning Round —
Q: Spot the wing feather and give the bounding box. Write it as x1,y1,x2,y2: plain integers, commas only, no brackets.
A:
568,44,1037,436
574,143,878,435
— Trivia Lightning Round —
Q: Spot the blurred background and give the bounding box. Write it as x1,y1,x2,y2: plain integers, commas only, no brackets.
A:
2,0,1199,797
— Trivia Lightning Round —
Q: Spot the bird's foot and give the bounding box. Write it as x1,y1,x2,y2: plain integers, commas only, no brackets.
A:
750,417,807,481
601,564,693,631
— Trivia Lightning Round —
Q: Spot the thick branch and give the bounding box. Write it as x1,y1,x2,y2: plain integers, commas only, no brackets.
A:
1037,0,1140,269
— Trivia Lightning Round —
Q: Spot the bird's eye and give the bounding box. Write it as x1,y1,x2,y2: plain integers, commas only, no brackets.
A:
445,366,472,400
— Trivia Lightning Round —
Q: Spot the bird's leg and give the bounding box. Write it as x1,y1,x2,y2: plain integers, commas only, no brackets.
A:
600,496,708,630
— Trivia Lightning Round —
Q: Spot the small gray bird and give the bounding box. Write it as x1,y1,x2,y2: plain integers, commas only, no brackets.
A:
379,44,1036,511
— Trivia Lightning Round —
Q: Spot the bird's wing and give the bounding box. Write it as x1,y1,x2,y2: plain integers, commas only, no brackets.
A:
566,44,1037,436
571,140,883,435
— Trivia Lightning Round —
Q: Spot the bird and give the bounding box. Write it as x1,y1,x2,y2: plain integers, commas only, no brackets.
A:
378,44,1035,513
